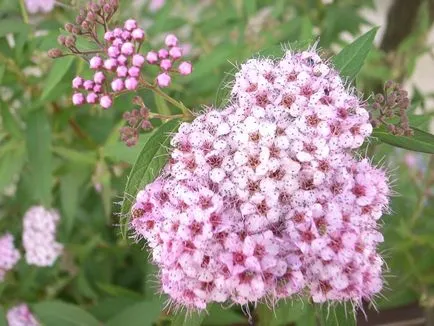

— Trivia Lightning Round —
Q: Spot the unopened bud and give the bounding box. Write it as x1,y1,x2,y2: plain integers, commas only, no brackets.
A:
71,26,81,35
48,48,63,58
76,15,85,25
64,23,74,32
87,11,96,21
103,4,112,13
65,36,76,47
57,35,66,46
374,94,384,104
81,21,90,31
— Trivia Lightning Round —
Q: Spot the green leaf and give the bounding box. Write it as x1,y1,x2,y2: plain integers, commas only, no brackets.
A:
372,127,434,154
0,19,29,37
0,306,7,326
0,142,25,192
0,65,5,83
172,312,205,326
332,27,378,81
316,304,356,326
203,305,246,326
120,120,180,237
26,109,52,207
60,166,90,236
154,92,172,116
104,134,153,164
53,146,97,165
32,301,101,326
106,300,162,326
1,102,22,138
96,283,144,299
41,57,74,101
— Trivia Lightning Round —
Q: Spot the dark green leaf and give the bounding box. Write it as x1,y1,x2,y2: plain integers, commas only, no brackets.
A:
332,27,378,81
316,304,356,326
0,143,25,192
106,300,162,326
41,57,74,101
372,127,434,154
26,109,52,207
203,305,246,326
52,146,97,165
32,301,100,326
172,312,205,326
120,120,180,237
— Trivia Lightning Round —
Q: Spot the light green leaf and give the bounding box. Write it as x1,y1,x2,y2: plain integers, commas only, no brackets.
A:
372,127,434,154
0,19,29,37
41,57,74,101
106,300,162,326
154,92,172,116
172,312,205,326
0,142,25,192
53,146,97,165
332,27,378,81
32,301,101,326
0,65,5,83
1,102,22,138
26,109,52,207
120,120,180,238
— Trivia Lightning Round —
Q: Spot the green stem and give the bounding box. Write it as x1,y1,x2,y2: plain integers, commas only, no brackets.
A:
18,0,29,24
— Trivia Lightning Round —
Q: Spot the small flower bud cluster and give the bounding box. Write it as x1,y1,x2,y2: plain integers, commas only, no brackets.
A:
130,50,390,310
146,34,193,88
7,304,40,326
0,233,20,281
120,103,152,147
22,206,63,267
71,18,191,109
25,0,55,14
370,80,413,136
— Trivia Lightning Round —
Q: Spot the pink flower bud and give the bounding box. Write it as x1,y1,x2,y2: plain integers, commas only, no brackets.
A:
158,48,169,59
169,46,182,59
157,73,171,88
121,42,135,56
108,46,120,58
131,28,145,41
117,65,128,77
113,27,123,37
83,80,95,90
111,78,124,92
117,55,128,66
72,76,83,89
146,51,158,64
86,92,98,104
125,77,139,90
132,54,145,67
124,19,137,31
104,31,114,41
121,30,132,41
113,38,123,47
165,34,178,47
178,61,192,75
128,66,140,78
72,93,85,105
100,95,112,109
160,59,172,71
104,58,117,70
93,71,105,84
89,56,103,69
93,84,102,93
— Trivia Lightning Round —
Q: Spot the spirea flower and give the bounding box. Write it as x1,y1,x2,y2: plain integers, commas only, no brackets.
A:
25,0,55,14
130,49,390,310
22,206,63,267
7,304,40,326
0,233,20,281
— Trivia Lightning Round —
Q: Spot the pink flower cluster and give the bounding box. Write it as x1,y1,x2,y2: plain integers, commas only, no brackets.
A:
7,304,40,326
0,233,20,281
130,50,390,310
72,19,192,109
22,206,63,267
25,0,55,14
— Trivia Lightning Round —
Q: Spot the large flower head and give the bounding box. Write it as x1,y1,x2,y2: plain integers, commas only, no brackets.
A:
130,49,390,310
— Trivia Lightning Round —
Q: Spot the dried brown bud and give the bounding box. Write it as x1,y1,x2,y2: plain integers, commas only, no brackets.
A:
81,21,90,31
71,25,81,34
47,48,63,58
374,94,384,104
76,15,85,25
385,80,394,90
64,36,76,47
